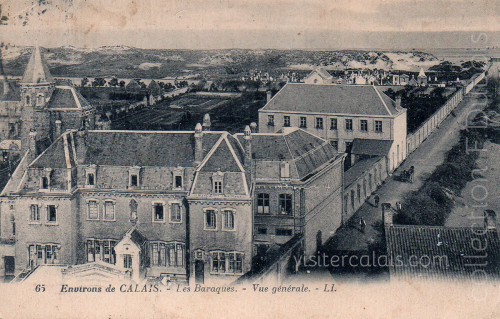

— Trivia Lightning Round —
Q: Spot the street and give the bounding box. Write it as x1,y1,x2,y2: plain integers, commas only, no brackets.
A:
323,86,488,252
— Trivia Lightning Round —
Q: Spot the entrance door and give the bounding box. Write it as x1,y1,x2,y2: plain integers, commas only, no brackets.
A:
4,256,14,277
195,260,204,284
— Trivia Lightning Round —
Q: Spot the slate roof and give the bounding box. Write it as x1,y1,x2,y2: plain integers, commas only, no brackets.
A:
344,156,382,187
21,47,54,84
351,139,393,156
305,68,333,81
30,130,225,169
260,83,398,116
236,127,338,180
80,131,222,167
30,136,68,168
128,228,148,247
200,136,243,172
385,225,500,281
0,80,21,101
46,86,92,110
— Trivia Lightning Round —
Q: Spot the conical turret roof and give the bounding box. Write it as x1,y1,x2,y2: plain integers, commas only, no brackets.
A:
418,67,426,78
21,46,54,84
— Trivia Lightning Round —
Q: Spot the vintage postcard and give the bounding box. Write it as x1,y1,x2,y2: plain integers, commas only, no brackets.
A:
0,0,499,318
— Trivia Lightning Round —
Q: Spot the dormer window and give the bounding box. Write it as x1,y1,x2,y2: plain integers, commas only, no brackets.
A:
87,173,95,186
214,181,222,194
173,167,184,189
130,175,138,187
280,162,290,179
212,172,224,194
85,165,97,187
42,177,49,189
41,168,53,190
129,166,141,188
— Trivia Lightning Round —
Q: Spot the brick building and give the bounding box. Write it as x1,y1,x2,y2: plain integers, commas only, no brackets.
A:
236,127,345,255
0,124,344,284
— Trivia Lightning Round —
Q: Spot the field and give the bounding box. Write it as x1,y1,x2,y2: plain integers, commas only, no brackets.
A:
111,92,265,133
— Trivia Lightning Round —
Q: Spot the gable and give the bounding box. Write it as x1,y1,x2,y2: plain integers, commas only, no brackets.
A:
200,137,243,172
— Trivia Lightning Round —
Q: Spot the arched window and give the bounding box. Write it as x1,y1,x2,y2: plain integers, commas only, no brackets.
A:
26,95,31,105
37,94,44,106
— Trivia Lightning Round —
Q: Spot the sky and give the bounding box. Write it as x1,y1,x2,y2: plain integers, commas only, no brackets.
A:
1,0,499,49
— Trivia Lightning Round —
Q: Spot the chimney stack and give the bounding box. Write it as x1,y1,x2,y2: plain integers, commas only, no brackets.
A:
382,203,395,228
1,75,8,96
250,122,257,133
266,91,272,103
55,120,62,137
395,95,401,109
243,125,252,176
202,113,211,131
194,123,203,165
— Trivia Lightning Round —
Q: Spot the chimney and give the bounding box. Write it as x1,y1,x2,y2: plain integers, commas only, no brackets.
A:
202,113,211,131
194,123,203,165
243,125,252,165
1,75,8,96
266,91,272,103
382,203,394,228
250,122,257,133
55,120,62,137
395,95,401,109
484,210,497,229
29,131,37,156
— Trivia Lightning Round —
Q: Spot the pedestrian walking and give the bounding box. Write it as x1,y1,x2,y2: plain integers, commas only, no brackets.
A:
374,195,380,207
360,218,366,233
396,201,402,212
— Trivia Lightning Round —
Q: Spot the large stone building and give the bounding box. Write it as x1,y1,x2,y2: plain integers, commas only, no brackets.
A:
258,83,407,172
0,124,344,284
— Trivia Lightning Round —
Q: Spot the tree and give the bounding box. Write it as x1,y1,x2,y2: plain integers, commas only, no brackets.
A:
109,77,119,87
81,77,89,87
119,80,126,88
92,77,106,87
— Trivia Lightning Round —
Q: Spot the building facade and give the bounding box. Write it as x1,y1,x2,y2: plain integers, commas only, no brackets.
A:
235,127,345,255
0,124,344,284
258,83,407,171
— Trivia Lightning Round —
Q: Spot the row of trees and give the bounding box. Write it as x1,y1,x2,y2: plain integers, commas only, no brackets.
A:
80,77,178,91
385,87,450,133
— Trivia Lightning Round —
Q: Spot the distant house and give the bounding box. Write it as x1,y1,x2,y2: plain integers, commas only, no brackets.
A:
384,209,500,281
417,68,428,86
408,76,418,86
399,74,410,86
303,68,334,84
125,79,142,93
147,80,161,96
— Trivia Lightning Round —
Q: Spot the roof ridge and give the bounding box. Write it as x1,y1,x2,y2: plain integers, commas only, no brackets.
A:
195,133,226,172
222,134,245,172
389,225,486,230
373,85,392,116
281,133,300,178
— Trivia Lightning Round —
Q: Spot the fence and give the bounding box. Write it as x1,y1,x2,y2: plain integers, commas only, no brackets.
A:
406,71,486,155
